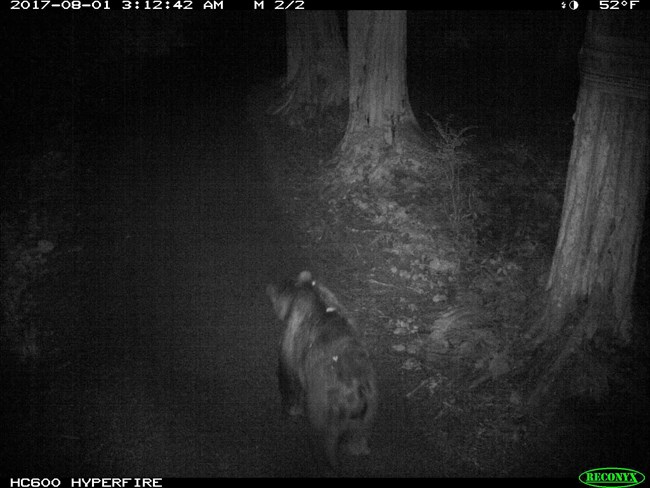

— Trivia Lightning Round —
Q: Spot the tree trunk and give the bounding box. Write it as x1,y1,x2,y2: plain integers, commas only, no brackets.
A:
529,12,649,405
272,11,347,121
342,10,417,149
330,10,427,195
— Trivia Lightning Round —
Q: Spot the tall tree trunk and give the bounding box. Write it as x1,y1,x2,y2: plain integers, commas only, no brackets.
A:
342,10,417,149
272,11,347,121
330,10,426,195
529,12,649,405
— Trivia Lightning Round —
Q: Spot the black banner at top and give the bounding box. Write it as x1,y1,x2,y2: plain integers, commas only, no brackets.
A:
4,0,648,10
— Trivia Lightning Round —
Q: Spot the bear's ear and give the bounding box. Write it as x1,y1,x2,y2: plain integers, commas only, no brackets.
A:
267,283,291,321
297,270,313,285
266,284,278,302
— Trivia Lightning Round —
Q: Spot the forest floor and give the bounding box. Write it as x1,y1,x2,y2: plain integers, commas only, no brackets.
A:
1,56,648,478
251,80,650,477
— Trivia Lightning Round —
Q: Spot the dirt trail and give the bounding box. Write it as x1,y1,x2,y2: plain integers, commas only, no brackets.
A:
3,59,435,477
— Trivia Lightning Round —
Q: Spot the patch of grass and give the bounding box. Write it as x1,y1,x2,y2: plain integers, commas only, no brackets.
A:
427,114,480,246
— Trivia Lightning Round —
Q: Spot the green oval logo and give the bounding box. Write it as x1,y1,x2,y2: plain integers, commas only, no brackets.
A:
579,467,646,488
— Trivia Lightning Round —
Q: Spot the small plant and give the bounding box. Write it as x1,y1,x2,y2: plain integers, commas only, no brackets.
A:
427,114,479,243
1,223,55,363
428,114,477,155
1,137,75,365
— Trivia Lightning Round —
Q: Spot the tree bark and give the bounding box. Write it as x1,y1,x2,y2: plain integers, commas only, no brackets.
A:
273,11,347,120
331,10,425,195
341,10,417,149
529,12,649,404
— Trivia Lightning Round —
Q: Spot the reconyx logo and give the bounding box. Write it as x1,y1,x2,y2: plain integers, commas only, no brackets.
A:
579,467,646,488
